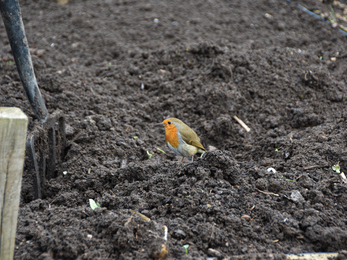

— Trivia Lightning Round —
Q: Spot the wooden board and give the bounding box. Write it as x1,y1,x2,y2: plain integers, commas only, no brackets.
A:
286,252,339,260
0,107,28,260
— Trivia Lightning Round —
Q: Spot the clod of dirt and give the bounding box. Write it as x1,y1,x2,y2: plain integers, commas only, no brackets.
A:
149,240,168,259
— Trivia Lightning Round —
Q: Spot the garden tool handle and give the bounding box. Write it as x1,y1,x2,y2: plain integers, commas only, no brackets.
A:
0,0,48,121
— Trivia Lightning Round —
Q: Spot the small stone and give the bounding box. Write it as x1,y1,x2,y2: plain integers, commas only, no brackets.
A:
35,49,46,56
65,124,75,135
240,246,248,253
172,229,186,239
190,18,201,24
264,13,273,19
291,190,305,202
207,248,222,257
136,138,144,145
208,145,217,152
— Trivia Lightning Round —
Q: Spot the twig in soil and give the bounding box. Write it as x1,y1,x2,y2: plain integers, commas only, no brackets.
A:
292,170,297,181
163,226,168,241
209,225,215,243
241,215,252,221
233,115,251,132
89,85,96,95
182,235,189,245
68,132,84,145
295,175,303,181
249,205,255,215
124,216,133,227
255,188,279,197
68,66,74,77
129,209,151,222
340,172,347,184
303,164,328,170
48,196,59,208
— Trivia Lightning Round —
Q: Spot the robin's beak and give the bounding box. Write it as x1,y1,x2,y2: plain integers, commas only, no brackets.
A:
155,122,164,126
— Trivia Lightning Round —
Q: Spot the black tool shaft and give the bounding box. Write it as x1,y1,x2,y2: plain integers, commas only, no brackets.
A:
0,0,48,121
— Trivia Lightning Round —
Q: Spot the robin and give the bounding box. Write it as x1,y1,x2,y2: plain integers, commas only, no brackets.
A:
158,118,206,162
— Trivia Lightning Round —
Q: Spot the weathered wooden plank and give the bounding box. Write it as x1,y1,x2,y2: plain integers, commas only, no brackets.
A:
0,107,28,260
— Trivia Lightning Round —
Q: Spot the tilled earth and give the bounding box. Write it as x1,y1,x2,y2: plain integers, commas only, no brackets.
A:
1,0,347,259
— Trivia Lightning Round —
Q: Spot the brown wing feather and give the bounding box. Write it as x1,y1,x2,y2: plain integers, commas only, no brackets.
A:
169,118,206,152
188,139,206,152
179,125,206,152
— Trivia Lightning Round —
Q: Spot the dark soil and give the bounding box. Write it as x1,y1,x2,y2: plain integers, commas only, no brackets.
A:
1,0,347,259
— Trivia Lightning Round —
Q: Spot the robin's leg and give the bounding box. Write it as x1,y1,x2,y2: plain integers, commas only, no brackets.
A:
191,156,194,162
180,157,185,163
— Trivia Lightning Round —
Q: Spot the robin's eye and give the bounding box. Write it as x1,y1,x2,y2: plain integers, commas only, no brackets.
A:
168,121,171,125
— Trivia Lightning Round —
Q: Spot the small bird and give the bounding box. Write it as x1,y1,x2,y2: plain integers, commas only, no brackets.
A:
159,118,206,162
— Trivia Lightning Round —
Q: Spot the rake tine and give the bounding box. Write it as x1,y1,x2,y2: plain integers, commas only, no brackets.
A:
26,135,41,199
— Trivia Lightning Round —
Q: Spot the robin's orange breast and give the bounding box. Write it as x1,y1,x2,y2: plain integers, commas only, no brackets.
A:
165,127,180,149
